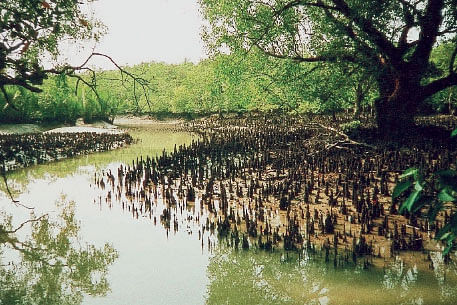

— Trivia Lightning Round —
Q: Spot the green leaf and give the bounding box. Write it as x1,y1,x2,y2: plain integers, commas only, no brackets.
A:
414,181,423,192
427,201,443,222
392,180,412,199
451,128,457,137
438,188,456,202
399,189,421,214
443,244,452,256
439,232,451,240
399,168,418,180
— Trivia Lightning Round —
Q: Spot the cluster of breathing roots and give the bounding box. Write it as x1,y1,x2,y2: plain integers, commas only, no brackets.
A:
1,132,133,172
93,115,457,266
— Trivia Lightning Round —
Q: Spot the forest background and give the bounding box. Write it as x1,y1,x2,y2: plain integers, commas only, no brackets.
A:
0,42,454,125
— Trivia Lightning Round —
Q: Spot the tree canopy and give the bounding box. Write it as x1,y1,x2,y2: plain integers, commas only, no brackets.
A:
0,0,104,106
200,0,457,133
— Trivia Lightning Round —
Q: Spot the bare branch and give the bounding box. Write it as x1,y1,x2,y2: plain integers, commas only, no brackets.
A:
5,214,48,234
42,52,154,114
314,122,375,149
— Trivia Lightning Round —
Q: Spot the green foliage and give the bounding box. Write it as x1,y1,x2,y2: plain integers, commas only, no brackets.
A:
340,120,361,135
427,42,457,114
0,86,40,122
0,0,104,93
200,0,457,129
0,197,118,305
393,130,457,255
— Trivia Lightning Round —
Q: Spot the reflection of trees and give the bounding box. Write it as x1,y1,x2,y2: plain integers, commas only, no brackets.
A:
206,245,457,305
0,197,117,305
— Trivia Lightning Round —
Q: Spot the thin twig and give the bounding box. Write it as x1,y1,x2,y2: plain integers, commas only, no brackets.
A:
6,214,48,234
1,161,34,209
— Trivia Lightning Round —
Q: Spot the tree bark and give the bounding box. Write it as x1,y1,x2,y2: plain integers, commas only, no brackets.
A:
374,67,421,137
374,96,416,136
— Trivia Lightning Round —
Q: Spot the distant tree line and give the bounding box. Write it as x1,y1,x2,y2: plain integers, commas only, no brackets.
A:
1,43,455,124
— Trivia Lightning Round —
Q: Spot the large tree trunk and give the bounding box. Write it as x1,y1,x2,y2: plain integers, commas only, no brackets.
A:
374,67,422,137
374,96,417,135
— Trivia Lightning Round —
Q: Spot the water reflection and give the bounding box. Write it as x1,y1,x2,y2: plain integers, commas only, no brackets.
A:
0,127,207,305
0,197,117,305
206,246,457,305
2,125,457,305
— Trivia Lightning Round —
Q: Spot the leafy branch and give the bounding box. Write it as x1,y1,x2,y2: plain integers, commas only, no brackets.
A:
393,129,457,255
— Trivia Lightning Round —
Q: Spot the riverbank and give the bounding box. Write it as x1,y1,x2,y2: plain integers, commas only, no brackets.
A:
91,114,457,264
0,119,133,172
0,118,123,135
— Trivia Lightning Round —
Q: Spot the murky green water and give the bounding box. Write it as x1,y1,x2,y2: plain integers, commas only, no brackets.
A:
1,125,456,305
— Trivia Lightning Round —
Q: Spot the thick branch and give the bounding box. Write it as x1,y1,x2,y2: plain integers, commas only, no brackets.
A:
275,0,340,16
398,1,416,54
411,0,445,67
421,73,457,99
320,5,377,62
330,0,400,64
0,75,43,93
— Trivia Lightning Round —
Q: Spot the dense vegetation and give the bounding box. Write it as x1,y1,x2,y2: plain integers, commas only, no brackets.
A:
0,43,455,124
1,1,457,303
200,0,457,135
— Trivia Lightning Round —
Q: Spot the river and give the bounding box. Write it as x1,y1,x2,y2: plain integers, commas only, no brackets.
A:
1,124,456,305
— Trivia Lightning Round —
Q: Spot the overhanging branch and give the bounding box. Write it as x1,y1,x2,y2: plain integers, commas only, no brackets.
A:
411,0,445,67
274,0,340,16
254,42,358,63
330,0,400,64
41,52,153,113
421,73,457,99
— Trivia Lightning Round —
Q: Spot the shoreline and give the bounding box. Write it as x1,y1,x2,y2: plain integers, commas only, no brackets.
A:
0,123,133,173
0,115,185,135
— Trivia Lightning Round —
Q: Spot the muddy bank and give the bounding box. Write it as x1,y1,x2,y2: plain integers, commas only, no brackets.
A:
0,119,123,135
113,115,183,130
0,123,50,135
0,132,133,172
91,114,457,267
0,119,133,172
